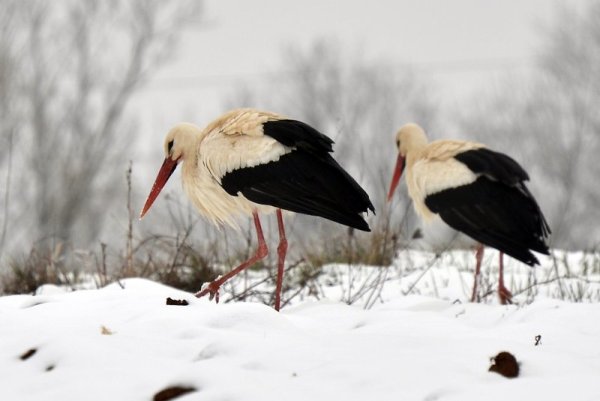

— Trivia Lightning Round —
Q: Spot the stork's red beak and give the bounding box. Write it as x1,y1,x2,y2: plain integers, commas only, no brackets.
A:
139,158,179,219
387,154,405,202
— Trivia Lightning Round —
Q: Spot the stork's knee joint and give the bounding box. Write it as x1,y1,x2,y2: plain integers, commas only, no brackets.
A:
277,239,288,254
256,243,268,259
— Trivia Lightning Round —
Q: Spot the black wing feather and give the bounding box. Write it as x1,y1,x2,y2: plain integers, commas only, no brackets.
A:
262,119,333,154
454,148,529,185
221,120,375,231
426,149,551,266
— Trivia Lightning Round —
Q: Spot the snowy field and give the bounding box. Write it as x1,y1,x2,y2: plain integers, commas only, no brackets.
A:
1,250,599,401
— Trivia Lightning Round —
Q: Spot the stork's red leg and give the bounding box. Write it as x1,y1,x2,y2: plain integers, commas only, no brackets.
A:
471,244,484,302
497,252,513,304
195,210,268,301
274,209,288,311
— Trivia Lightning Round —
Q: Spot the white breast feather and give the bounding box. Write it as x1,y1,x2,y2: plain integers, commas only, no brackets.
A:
408,157,478,220
200,132,292,182
181,129,291,229
182,158,276,230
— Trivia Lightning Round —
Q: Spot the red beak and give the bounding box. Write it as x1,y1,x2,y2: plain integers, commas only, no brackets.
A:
139,158,179,219
387,154,405,202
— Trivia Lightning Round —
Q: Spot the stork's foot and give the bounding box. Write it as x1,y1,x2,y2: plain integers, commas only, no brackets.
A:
195,282,221,303
498,285,513,305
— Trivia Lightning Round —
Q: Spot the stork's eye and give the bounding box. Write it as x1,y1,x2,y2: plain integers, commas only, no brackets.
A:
396,139,400,149
168,140,174,154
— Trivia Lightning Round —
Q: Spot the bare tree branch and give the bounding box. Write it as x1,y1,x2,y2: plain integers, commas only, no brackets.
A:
459,2,600,249
2,0,203,253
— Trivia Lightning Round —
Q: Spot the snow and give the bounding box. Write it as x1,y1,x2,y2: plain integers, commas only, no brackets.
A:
1,252,600,401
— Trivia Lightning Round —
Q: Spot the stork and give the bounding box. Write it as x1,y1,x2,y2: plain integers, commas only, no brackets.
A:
140,108,375,311
387,123,550,304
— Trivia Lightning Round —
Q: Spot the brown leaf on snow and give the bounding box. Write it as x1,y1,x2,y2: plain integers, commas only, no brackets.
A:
489,351,520,378
100,325,115,335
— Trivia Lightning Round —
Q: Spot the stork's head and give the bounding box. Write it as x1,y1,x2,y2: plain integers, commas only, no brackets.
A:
140,123,202,219
387,123,428,202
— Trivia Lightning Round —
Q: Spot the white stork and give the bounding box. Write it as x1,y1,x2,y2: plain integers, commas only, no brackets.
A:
140,108,375,311
387,123,550,304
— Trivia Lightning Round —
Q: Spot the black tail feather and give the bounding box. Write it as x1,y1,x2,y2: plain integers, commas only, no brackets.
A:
221,150,374,231
426,177,550,265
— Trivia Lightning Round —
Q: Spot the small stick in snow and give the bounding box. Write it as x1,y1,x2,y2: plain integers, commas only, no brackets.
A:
19,348,37,360
153,386,197,401
166,297,189,306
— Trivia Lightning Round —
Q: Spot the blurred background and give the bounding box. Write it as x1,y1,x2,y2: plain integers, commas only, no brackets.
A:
1,0,599,292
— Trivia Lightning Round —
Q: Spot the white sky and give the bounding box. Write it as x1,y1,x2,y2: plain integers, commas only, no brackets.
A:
131,0,583,159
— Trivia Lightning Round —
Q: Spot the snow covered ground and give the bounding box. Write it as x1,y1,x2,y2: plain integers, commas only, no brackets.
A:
1,250,599,401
